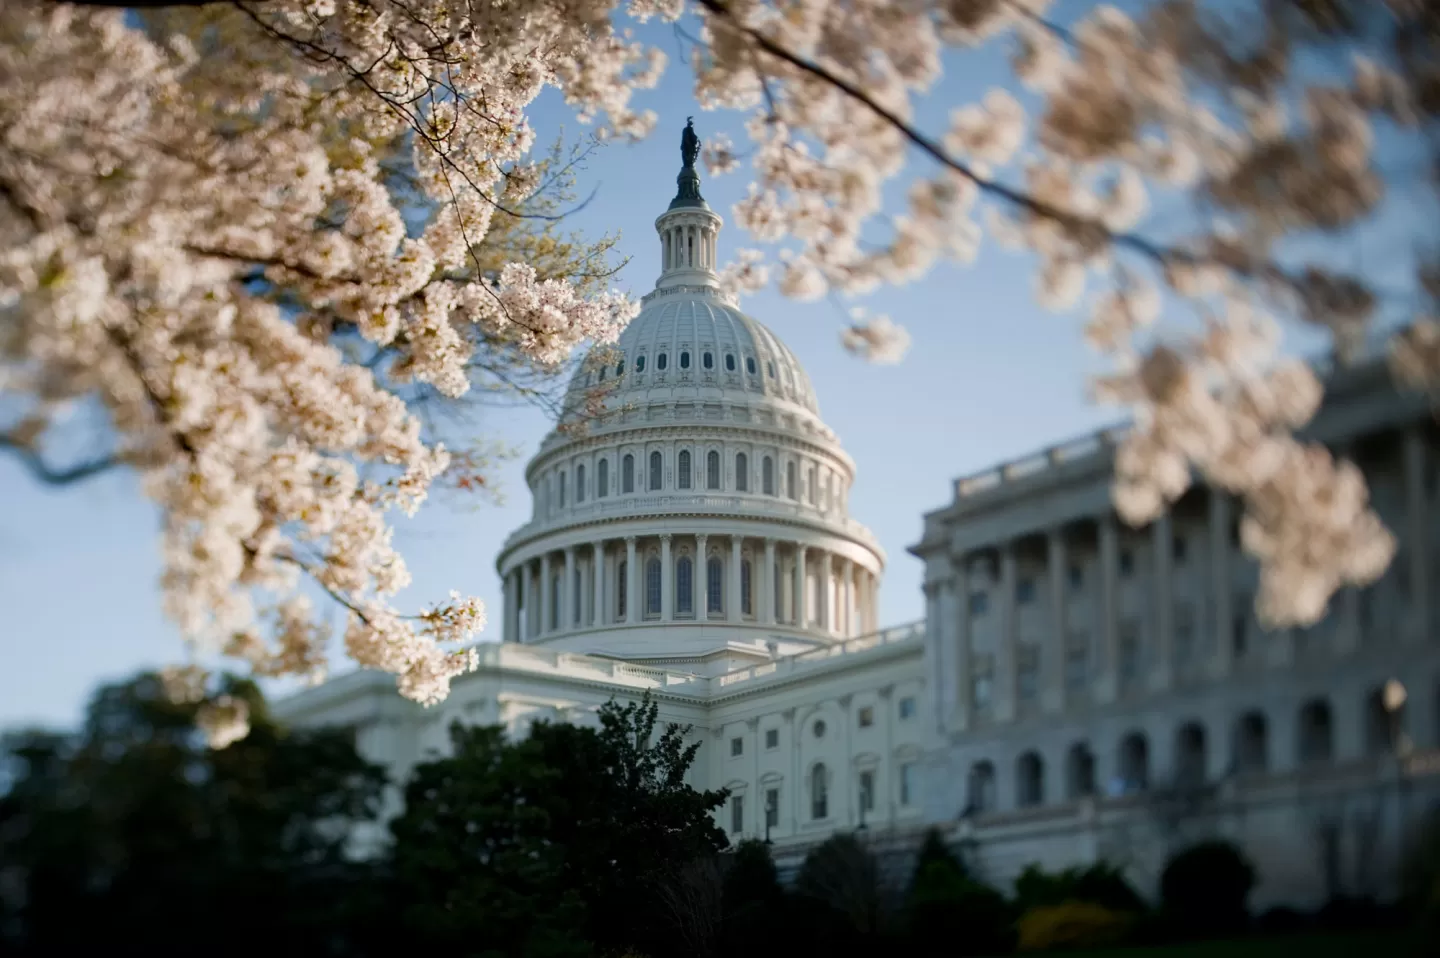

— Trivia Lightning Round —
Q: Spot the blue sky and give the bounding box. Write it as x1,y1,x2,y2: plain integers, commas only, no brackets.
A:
4,5,1369,730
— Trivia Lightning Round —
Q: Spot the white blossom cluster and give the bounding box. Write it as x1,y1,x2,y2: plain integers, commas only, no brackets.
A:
0,1,650,725
686,0,1432,628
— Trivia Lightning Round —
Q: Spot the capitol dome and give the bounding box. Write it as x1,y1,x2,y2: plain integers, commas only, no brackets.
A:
495,120,884,672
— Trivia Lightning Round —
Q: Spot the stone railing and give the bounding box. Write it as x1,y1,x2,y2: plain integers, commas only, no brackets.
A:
713,620,925,690
502,492,881,551
474,642,706,692
952,428,1128,500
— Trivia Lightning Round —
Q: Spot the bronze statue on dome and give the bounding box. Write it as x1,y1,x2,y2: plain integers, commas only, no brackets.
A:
681,116,700,169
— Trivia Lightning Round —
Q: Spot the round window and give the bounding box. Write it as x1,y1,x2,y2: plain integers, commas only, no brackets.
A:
813,719,826,739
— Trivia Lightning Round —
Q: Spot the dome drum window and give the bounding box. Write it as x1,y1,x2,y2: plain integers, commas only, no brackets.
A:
745,356,756,375
680,351,691,369
725,353,736,372
636,355,646,372
703,351,714,369
657,352,668,371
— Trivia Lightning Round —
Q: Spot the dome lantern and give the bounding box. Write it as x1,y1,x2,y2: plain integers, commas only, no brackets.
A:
654,117,724,292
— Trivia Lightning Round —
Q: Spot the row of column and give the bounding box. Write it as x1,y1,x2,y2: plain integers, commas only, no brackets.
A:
502,535,882,642
662,222,716,271
933,426,1432,733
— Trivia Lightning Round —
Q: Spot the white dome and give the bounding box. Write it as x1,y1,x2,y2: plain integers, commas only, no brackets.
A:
494,120,883,670
563,286,821,422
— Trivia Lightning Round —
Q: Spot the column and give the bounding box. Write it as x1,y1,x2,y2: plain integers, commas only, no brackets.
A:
1043,530,1067,713
1208,493,1236,676
764,538,778,625
592,540,606,628
625,536,638,625
729,535,743,622
838,558,852,636
540,552,553,635
925,582,945,733
953,556,972,730
563,546,576,632
660,534,673,622
1404,427,1431,645
695,534,708,619
526,562,538,638
823,550,835,630
794,544,808,627
1150,513,1174,691
996,544,1018,723
1098,516,1120,702
503,569,518,643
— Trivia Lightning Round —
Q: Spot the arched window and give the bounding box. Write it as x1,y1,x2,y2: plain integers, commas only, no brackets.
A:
707,557,723,614
967,761,996,813
657,352,668,371
677,450,692,490
1017,751,1045,808
598,366,607,382
680,351,691,369
616,359,625,377
649,451,663,490
622,454,635,493
558,471,567,507
767,361,775,377
645,557,662,616
576,464,586,503
1118,732,1149,794
762,456,775,495
636,355,646,372
617,560,628,619
786,461,797,499
735,453,749,492
746,356,756,375
703,351,714,369
1234,711,1268,774
706,450,721,490
1066,743,1096,799
1299,698,1334,764
741,559,753,616
811,763,829,820
677,556,694,616
597,458,609,498
725,353,736,372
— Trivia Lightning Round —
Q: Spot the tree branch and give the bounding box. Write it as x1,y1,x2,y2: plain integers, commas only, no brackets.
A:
0,433,120,486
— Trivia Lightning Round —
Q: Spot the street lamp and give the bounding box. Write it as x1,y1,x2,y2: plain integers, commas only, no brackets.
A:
1383,678,1410,756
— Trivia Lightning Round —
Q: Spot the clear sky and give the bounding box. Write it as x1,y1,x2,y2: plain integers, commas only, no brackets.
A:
0,12,1150,730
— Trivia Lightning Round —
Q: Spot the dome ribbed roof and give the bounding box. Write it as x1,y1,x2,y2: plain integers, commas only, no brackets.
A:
565,286,820,418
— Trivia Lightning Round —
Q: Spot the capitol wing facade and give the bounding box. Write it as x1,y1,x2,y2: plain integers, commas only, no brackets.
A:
276,121,1440,909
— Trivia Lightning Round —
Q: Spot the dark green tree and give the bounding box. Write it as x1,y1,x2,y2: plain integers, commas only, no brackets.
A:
387,693,728,958
0,672,387,958
1160,840,1257,938
720,839,787,958
904,828,1016,957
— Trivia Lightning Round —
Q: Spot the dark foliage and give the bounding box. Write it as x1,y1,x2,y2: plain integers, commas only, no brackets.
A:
1012,860,1147,914
903,827,1015,957
387,693,728,958
0,672,387,958
1160,839,1257,938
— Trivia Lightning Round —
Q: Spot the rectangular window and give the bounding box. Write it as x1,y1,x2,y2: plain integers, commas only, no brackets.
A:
1016,576,1036,604
1174,602,1195,664
898,696,917,720
730,794,744,834
741,560,753,616
968,591,989,616
1017,647,1038,701
765,788,779,828
1067,563,1083,591
1119,549,1134,577
1119,621,1141,682
1065,636,1088,690
764,728,779,749
972,673,992,708
857,706,874,728
1173,535,1188,563
707,558,723,614
859,770,875,813
730,736,743,757
899,762,916,806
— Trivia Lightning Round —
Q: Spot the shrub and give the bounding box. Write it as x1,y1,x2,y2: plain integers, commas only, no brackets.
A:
1160,840,1256,937
907,859,1016,957
1013,862,1146,915
1016,901,1134,952
1401,805,1440,933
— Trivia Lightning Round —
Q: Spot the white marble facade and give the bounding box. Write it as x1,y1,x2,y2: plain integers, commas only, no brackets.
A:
276,128,1440,905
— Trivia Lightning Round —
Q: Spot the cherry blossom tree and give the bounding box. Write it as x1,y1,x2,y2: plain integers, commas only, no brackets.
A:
4,0,1437,742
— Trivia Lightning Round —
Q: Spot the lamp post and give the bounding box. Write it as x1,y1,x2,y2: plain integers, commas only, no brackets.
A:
764,791,775,845
1383,678,1412,868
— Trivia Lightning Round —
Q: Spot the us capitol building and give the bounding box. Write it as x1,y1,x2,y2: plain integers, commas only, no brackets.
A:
278,122,1440,909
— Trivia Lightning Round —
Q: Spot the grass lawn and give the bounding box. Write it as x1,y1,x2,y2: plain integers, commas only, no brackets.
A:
1049,929,1427,958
